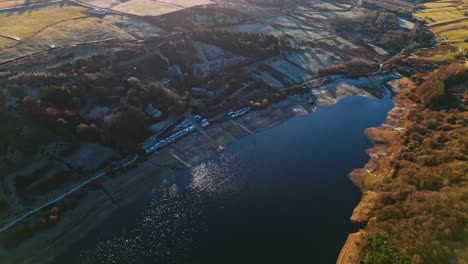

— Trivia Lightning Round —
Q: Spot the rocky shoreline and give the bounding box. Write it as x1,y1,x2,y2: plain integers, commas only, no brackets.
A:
337,78,418,264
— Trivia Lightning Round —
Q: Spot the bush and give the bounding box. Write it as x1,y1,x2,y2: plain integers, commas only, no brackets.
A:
359,61,468,263
0,90,6,107
103,106,148,149
362,233,411,264
42,85,73,108
76,123,98,141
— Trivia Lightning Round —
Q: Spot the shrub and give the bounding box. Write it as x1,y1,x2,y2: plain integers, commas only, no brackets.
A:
362,233,411,264
42,85,73,108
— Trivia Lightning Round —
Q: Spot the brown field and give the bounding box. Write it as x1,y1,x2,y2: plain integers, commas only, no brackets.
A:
0,4,88,43
78,0,214,16
0,4,163,63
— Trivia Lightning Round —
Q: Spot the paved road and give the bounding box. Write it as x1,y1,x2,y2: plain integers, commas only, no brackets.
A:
0,154,139,233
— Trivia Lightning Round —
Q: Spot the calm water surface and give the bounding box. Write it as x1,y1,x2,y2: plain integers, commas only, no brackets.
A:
54,93,393,264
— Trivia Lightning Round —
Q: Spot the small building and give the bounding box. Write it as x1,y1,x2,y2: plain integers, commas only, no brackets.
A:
191,87,216,98
146,104,162,119
88,8,108,16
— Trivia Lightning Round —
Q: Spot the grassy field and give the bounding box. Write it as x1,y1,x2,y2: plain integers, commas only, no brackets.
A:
26,17,132,44
0,4,163,63
79,0,213,16
112,0,182,16
415,0,468,26
432,19,468,33
0,4,88,47
0,37,16,47
414,0,468,61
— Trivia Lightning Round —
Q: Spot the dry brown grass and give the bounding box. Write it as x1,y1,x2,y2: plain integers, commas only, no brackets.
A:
0,37,16,48
79,0,213,16
0,4,88,40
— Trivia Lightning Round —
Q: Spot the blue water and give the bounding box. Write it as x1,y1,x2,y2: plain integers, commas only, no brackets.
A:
54,93,393,264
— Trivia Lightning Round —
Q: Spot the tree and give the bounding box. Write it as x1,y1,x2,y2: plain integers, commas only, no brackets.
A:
0,90,5,107
345,59,377,75
127,77,186,114
76,123,98,141
374,12,398,31
103,106,147,148
362,233,411,264
22,96,42,114
42,85,72,108
410,25,434,49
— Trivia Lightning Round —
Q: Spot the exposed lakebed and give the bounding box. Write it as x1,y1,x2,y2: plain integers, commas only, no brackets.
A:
54,92,394,264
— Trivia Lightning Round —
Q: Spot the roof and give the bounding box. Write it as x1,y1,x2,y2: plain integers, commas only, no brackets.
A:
88,8,108,15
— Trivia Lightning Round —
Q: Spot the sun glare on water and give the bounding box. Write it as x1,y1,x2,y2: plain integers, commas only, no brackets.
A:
79,153,246,263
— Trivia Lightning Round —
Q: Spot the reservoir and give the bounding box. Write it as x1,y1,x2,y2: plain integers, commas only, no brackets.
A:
54,92,393,264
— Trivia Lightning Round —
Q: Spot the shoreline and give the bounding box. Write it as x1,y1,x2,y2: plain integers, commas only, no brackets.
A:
0,94,310,264
0,73,394,263
336,79,416,264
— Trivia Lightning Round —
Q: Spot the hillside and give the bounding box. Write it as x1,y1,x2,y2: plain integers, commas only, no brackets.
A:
338,1,468,263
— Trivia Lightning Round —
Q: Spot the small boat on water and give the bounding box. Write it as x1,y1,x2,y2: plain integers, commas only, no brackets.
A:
218,145,225,152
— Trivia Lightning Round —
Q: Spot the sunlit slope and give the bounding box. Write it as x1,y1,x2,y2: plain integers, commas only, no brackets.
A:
415,0,468,60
